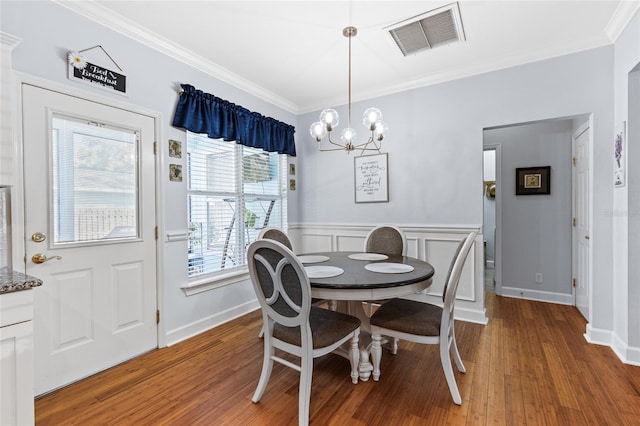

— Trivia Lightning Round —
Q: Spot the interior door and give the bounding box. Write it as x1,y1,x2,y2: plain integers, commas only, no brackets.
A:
22,84,158,395
573,126,590,320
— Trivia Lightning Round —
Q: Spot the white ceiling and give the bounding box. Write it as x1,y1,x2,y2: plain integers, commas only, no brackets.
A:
58,1,639,114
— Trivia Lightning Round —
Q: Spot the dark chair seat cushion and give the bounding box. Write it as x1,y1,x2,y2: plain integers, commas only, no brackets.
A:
274,306,361,349
370,299,442,337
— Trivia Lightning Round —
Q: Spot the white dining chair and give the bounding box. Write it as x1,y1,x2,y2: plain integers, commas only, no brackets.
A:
369,231,477,405
364,225,406,257
257,227,293,251
247,239,361,426
256,227,327,339
363,225,407,351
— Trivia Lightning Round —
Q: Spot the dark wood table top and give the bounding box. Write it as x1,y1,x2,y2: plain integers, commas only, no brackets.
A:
301,251,434,290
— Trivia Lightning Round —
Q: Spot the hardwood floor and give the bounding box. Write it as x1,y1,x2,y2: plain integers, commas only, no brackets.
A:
36,293,640,425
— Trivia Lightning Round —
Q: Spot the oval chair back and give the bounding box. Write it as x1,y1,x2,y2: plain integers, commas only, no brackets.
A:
258,227,293,251
364,225,406,256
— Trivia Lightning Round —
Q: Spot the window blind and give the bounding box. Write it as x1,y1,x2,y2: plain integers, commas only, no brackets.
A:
187,132,287,278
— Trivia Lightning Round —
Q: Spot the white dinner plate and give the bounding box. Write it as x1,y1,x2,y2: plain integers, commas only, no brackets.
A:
348,253,389,261
297,255,330,264
364,263,414,274
304,265,344,279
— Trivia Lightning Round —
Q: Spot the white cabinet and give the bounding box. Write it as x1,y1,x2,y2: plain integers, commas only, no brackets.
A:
1,289,35,426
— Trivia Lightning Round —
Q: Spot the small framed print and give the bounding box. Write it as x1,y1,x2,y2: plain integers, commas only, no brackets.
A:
169,139,182,158
169,164,183,182
515,166,550,195
614,121,626,187
289,163,296,175
289,179,296,191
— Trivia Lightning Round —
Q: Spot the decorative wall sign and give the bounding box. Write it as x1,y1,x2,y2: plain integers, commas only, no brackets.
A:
169,140,182,158
354,153,389,203
515,166,550,195
614,121,626,187
67,45,127,95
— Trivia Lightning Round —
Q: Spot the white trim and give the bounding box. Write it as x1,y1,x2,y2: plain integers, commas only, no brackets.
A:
1,31,21,47
165,299,260,346
584,323,613,346
181,269,250,296
604,1,640,42
611,334,640,366
500,286,574,305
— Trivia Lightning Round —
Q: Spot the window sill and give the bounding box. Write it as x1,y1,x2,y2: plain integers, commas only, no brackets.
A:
181,268,250,296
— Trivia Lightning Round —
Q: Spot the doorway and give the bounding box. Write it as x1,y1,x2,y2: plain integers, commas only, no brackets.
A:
483,148,497,293
22,84,159,396
483,117,587,306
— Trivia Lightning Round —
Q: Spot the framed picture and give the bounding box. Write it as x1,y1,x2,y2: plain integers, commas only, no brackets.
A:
354,153,389,203
515,166,550,195
169,139,182,158
614,121,626,187
169,164,183,182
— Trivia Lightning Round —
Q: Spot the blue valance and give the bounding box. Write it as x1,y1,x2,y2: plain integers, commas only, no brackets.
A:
172,84,296,156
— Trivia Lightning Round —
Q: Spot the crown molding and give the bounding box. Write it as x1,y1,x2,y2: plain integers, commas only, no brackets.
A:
605,1,640,42
1,32,22,48
52,0,299,114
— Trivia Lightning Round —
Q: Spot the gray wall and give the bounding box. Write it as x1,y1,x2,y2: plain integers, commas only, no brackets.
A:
484,120,573,295
297,45,614,332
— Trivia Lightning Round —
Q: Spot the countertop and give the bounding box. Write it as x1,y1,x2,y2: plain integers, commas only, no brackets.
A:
0,266,43,294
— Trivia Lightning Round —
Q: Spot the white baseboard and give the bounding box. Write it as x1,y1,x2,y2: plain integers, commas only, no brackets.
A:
611,333,640,366
165,299,260,346
584,323,613,345
500,286,574,305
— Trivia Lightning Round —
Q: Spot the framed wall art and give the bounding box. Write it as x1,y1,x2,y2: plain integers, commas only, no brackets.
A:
354,153,388,203
614,121,626,187
515,166,550,195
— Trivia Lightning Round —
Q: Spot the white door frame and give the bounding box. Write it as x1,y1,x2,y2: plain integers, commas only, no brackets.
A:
483,144,502,295
12,72,166,348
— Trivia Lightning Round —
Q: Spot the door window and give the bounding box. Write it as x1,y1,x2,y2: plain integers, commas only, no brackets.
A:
51,114,139,245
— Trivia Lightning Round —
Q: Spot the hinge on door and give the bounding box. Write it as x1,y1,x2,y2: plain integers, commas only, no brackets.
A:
155,226,158,240
573,278,577,288
156,310,160,324
572,157,576,166
573,218,576,227
153,142,157,155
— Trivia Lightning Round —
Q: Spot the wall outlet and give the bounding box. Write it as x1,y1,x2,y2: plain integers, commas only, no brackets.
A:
535,273,543,283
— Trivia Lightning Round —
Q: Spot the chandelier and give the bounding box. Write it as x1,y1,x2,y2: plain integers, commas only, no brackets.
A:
309,26,387,153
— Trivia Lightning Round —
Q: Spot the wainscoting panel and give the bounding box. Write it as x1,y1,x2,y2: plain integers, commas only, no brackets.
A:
289,223,488,324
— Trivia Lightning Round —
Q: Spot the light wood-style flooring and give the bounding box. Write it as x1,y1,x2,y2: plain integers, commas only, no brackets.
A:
36,293,640,425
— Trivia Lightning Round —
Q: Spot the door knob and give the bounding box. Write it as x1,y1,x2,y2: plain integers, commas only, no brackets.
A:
32,253,62,264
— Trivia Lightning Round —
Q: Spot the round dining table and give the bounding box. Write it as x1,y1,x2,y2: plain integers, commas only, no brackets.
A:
299,251,435,381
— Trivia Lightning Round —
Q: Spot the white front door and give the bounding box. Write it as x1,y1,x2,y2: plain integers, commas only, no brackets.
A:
22,84,158,396
573,125,590,320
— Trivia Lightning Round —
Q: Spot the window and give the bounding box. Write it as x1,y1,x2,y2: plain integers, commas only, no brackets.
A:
187,132,287,278
52,114,139,246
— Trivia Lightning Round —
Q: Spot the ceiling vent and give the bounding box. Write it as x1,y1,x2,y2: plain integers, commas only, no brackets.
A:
386,2,466,56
